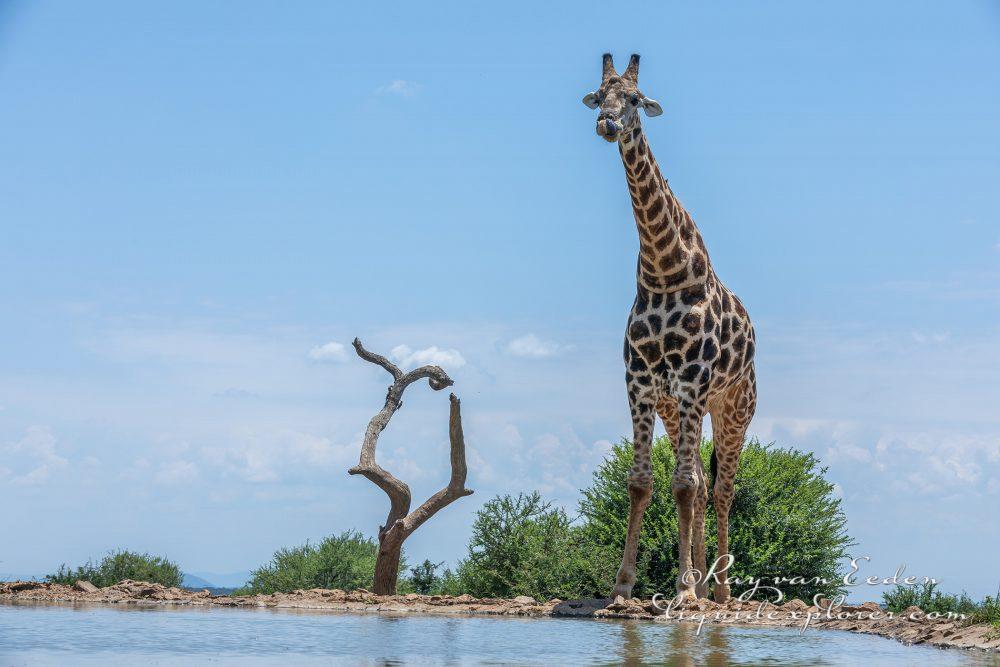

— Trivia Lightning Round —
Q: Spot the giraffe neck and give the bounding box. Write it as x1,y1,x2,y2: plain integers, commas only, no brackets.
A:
617,118,712,293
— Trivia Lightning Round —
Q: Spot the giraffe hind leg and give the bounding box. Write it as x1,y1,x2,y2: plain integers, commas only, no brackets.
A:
708,367,757,602
655,395,680,450
659,394,709,598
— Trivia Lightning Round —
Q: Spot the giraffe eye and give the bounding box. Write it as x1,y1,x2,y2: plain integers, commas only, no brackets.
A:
630,95,639,106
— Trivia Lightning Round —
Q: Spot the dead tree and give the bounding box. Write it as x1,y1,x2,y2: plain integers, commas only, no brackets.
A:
349,338,474,595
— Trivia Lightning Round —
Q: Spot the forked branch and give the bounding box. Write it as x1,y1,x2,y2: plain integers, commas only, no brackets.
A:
348,338,473,594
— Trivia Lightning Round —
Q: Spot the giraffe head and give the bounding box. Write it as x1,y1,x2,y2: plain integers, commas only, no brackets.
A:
582,53,662,143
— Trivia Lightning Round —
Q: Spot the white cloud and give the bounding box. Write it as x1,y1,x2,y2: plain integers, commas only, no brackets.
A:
2,426,68,486
375,79,421,97
308,341,348,363
505,334,568,359
384,447,424,480
390,344,466,370
826,442,872,464
213,387,259,399
911,331,949,344
154,459,199,485
200,430,357,484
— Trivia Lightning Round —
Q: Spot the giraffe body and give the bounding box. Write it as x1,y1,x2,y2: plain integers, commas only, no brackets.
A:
584,54,757,601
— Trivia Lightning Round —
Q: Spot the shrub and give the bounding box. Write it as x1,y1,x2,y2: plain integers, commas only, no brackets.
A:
883,582,1000,628
436,567,464,596
578,437,854,601
46,550,182,588
407,560,444,595
455,492,618,600
972,594,1000,629
237,530,405,595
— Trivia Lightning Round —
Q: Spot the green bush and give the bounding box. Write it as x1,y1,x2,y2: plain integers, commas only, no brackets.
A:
883,582,1000,627
407,560,444,594
972,595,1000,629
46,550,182,588
237,530,405,595
455,492,618,600
578,437,854,601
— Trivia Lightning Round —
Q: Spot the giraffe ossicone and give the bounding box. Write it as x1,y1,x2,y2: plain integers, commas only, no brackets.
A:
583,53,758,603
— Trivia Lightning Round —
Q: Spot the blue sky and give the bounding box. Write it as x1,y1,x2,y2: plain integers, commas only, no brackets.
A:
1,1,998,597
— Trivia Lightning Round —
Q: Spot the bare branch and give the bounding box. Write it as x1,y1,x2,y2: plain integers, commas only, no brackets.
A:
401,393,474,538
353,337,454,391
352,338,403,381
401,366,454,392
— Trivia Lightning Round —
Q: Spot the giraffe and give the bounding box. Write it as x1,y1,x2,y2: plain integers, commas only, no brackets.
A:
582,53,757,602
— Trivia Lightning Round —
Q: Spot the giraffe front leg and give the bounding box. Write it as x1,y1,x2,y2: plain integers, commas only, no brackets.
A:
673,399,706,602
692,462,709,598
612,396,655,600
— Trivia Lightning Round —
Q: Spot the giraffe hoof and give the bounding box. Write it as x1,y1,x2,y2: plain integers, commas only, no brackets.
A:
611,583,633,600
675,587,697,604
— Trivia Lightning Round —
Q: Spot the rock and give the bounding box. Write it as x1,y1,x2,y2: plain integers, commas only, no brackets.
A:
606,595,628,611
512,595,536,605
859,601,881,612
9,581,44,592
547,598,562,605
902,605,924,618
644,600,666,616
74,581,99,593
781,599,807,611
454,594,477,604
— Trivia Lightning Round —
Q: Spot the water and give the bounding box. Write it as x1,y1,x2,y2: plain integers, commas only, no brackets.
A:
1,601,997,666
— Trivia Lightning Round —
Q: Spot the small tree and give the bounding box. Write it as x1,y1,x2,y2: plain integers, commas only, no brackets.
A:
579,437,854,600
408,559,443,594
349,339,473,595
46,550,182,588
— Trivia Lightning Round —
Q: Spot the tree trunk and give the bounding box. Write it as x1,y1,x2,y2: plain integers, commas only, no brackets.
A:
373,530,404,595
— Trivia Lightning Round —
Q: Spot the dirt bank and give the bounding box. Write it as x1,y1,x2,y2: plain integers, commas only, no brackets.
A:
2,580,996,653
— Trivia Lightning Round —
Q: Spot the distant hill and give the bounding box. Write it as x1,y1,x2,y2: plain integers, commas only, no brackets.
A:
181,573,215,589
184,571,252,588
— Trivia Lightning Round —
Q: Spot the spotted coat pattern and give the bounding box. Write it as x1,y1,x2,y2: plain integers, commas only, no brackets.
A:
587,55,758,602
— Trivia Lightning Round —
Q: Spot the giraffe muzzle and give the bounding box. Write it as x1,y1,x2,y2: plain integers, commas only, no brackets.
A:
596,118,622,142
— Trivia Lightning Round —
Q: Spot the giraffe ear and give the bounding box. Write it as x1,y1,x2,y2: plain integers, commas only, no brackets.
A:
642,98,663,117
582,92,600,109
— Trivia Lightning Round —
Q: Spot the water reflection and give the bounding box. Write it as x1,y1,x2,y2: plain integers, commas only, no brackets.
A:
615,620,732,666
1,601,995,666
